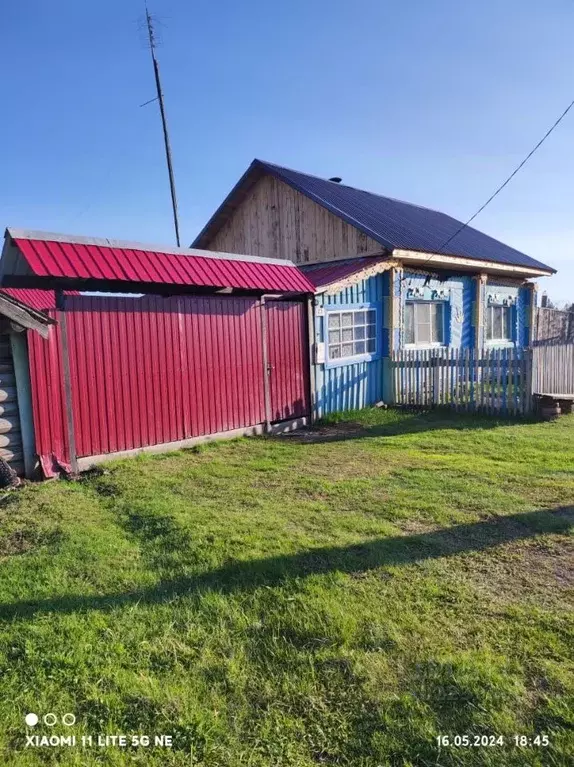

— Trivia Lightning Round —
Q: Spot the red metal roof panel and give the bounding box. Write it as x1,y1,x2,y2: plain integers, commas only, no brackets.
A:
9,235,315,295
301,256,388,290
0,288,80,311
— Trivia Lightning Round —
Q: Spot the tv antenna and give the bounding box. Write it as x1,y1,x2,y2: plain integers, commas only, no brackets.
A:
142,5,181,246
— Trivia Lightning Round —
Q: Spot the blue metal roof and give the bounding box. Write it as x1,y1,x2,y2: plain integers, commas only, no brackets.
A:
193,160,555,274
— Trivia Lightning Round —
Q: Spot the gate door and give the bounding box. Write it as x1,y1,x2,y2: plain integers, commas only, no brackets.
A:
264,300,310,423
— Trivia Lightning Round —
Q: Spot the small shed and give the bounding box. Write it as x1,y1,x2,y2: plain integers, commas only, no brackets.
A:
0,230,315,478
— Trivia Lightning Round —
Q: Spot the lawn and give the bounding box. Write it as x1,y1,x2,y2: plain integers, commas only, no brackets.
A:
0,409,573,766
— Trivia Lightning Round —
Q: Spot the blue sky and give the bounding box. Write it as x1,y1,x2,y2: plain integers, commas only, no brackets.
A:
1,0,573,302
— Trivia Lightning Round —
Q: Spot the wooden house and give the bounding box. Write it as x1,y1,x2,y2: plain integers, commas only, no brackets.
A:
193,160,555,416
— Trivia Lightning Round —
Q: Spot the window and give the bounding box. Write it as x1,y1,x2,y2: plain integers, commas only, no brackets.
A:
327,308,377,361
405,301,445,346
486,304,512,342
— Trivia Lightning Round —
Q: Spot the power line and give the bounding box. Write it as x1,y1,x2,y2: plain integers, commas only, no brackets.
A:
415,94,574,268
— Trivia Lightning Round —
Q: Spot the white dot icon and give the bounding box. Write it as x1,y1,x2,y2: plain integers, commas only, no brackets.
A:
25,713,38,727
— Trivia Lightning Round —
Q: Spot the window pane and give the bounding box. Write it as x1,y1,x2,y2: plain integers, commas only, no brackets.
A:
502,307,511,339
367,338,376,353
328,313,340,329
342,312,353,328
328,329,340,344
354,341,365,355
486,306,493,339
418,322,431,344
418,303,430,325
341,328,353,342
493,306,502,338
405,303,415,344
354,325,365,340
354,311,365,325
367,310,376,324
329,345,341,359
341,343,353,357
431,303,444,343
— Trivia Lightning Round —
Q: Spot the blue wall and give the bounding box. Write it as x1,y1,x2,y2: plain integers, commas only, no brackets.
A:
312,274,384,418
311,267,533,418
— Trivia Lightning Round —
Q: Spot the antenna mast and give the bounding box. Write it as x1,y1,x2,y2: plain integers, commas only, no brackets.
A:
145,6,181,246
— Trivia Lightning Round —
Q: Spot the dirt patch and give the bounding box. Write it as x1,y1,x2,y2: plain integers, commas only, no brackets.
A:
279,422,371,443
459,537,574,608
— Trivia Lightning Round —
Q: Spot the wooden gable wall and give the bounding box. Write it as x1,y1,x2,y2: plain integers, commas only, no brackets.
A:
205,174,381,264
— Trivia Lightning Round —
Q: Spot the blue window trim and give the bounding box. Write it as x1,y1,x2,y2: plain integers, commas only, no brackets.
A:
323,302,382,368
484,300,517,347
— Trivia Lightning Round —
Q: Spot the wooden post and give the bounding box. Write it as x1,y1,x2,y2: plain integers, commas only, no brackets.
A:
474,274,487,350
259,298,272,433
56,290,78,474
527,282,538,346
306,295,316,424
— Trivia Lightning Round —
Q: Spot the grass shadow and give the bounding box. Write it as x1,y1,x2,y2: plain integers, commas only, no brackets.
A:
1,506,571,621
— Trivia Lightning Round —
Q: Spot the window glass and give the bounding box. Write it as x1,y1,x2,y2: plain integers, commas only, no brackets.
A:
328,329,340,344
406,301,445,345
405,303,415,345
326,308,378,361
486,304,512,341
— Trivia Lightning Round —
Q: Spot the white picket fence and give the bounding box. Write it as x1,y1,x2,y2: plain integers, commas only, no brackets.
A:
391,347,533,415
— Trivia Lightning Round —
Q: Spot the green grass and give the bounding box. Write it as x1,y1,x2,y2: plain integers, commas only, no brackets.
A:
0,409,573,766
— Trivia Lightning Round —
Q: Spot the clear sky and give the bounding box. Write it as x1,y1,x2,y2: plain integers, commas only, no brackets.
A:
1,1,573,303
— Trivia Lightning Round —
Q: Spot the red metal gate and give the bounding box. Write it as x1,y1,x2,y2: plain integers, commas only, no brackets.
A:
28,294,310,476
264,300,310,422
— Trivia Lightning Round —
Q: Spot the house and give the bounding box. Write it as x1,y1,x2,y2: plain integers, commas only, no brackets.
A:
193,160,555,416
0,229,315,478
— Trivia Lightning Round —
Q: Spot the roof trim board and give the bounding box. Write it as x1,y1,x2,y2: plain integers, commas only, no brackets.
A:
393,249,551,277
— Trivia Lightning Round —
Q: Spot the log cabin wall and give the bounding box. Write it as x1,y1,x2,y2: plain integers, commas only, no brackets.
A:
207,175,381,264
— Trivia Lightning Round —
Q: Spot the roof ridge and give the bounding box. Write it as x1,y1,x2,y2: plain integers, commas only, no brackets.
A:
255,159,444,216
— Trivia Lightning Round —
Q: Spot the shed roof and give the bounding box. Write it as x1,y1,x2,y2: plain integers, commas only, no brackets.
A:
192,160,554,275
0,288,79,311
301,256,390,291
1,229,315,295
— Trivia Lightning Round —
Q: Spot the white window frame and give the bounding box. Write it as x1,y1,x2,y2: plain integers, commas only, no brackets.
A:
404,300,446,348
485,303,513,343
325,306,378,365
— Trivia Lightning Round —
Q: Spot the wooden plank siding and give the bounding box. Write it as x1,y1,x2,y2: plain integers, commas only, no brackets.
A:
207,175,381,264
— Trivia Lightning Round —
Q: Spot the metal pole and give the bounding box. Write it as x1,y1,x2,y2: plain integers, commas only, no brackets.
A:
146,6,181,247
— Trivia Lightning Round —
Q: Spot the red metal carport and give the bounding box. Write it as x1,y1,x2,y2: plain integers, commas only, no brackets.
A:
1,230,314,477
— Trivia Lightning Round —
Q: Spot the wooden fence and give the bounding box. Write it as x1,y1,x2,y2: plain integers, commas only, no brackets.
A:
391,348,533,415
534,307,574,346
532,344,574,396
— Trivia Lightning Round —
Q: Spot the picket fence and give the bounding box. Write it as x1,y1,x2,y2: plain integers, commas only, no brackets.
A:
391,347,533,415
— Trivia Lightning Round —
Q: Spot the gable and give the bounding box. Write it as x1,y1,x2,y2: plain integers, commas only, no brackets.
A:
201,174,381,264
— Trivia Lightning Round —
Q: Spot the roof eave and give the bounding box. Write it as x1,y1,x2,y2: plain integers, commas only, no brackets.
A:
393,249,555,278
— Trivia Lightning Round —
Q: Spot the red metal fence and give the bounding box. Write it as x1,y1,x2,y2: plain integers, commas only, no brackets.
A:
28,295,309,476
